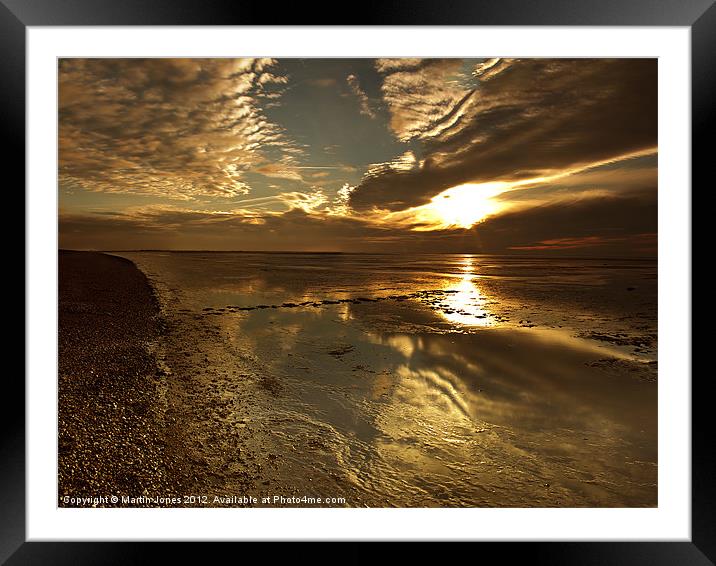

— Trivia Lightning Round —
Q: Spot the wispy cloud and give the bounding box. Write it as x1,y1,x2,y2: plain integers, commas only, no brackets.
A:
346,74,376,119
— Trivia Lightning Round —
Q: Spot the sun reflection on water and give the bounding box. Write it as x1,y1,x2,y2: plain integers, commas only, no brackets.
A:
438,256,492,327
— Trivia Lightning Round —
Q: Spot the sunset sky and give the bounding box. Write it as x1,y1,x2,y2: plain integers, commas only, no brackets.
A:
58,58,657,255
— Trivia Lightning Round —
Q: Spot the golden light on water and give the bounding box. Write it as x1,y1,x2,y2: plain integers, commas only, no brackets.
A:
439,256,492,327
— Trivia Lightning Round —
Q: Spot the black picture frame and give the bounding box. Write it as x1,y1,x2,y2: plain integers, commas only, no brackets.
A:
8,1,708,563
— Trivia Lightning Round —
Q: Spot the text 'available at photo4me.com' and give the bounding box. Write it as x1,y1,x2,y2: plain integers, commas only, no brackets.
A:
61,493,349,507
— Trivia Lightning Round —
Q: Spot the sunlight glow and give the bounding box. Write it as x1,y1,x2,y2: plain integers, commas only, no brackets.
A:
418,149,658,231
380,152,657,233
427,182,510,228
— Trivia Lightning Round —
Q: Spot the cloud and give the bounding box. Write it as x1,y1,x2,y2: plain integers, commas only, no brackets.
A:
507,234,656,252
253,162,305,181
59,58,298,200
59,206,403,251
197,188,330,214
350,59,657,212
346,74,376,119
60,186,656,257
276,190,329,213
495,159,657,206
472,190,657,255
472,57,511,81
58,58,658,256
374,58,469,142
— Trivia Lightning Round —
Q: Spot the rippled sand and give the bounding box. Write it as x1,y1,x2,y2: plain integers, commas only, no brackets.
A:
117,252,657,507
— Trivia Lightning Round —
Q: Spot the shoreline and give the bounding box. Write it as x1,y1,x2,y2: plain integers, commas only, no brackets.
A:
58,250,179,506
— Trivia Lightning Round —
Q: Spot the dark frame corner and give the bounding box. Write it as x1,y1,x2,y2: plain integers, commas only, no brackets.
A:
9,0,709,563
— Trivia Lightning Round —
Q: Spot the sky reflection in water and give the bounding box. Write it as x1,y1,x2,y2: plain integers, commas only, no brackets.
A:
120,252,657,506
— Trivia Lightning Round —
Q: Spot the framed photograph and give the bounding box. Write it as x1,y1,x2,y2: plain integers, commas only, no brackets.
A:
12,0,707,563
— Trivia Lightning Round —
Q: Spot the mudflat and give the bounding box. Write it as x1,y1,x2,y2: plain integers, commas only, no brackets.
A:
115,251,657,507
58,251,657,507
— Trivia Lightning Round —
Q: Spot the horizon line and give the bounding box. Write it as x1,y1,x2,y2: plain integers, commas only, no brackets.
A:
58,248,658,261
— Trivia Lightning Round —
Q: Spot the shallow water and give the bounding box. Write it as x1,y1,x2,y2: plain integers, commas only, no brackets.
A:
117,252,657,507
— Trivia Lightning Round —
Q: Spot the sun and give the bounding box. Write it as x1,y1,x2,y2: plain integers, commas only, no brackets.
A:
427,182,510,229
382,180,517,231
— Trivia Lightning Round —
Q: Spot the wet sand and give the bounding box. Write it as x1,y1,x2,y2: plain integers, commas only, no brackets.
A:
59,251,657,507
117,251,657,507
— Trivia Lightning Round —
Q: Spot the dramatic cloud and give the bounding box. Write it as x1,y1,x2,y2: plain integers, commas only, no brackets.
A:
59,58,297,199
474,189,657,255
350,59,657,211
59,58,657,256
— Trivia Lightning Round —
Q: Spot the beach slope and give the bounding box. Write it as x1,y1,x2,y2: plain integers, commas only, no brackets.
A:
58,250,176,505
